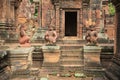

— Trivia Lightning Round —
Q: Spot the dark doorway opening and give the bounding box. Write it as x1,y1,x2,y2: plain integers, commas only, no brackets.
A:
65,12,77,36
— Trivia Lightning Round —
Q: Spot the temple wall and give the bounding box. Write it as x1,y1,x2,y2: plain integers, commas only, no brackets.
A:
0,0,7,22
42,0,55,27
60,0,82,8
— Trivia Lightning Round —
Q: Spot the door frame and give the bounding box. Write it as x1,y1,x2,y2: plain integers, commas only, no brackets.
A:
61,9,80,38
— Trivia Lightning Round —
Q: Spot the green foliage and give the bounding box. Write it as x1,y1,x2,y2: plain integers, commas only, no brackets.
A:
74,73,86,78
60,73,71,77
30,0,33,3
108,3,115,16
34,7,38,17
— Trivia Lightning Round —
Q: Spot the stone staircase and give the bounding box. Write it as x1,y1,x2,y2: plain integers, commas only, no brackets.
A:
59,39,84,73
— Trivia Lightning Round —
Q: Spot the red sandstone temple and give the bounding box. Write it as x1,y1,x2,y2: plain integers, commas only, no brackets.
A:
0,0,120,80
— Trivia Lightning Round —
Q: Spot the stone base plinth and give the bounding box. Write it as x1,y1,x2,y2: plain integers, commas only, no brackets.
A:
8,47,34,73
42,46,60,63
83,46,102,71
41,46,60,74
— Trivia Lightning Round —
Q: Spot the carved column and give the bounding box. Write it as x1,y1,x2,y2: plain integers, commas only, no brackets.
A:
114,13,117,55
55,3,60,38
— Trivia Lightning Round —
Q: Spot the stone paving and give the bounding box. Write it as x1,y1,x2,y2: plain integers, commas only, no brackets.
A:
10,74,107,80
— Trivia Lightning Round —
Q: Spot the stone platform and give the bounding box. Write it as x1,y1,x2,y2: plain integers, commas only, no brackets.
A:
41,46,60,74
7,47,41,79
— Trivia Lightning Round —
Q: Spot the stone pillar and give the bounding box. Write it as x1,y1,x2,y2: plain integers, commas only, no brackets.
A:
60,9,65,38
79,9,83,39
114,13,117,55
55,4,60,37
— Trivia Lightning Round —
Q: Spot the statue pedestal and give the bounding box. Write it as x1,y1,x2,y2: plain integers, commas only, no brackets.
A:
83,46,103,71
8,47,34,74
41,46,60,74
42,46,60,63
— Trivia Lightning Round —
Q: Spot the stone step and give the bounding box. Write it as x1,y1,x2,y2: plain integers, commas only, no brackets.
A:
42,67,60,73
60,61,83,65
9,58,28,60
12,69,30,75
9,60,28,65
10,76,36,80
32,50,43,61
57,40,86,44
60,56,83,61
60,64,84,67
42,66,59,69
42,62,59,67
61,53,82,57
61,49,82,52
60,64,84,72
41,65,60,74
40,68,60,75
84,70,106,78
61,46,83,50
41,62,60,74
61,54,82,57
32,53,43,58
29,68,40,76
8,55,28,58
101,52,113,59
61,50,83,57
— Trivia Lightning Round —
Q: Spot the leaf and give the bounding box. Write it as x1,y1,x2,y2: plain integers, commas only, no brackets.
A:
108,3,115,16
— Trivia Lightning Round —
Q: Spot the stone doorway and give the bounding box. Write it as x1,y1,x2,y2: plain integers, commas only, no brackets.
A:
65,12,77,36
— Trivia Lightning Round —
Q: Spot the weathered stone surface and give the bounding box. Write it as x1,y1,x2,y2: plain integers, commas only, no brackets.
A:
41,46,60,74
61,0,82,8
42,45,60,50
84,46,101,52
11,76,36,80
105,57,120,80
8,47,34,76
42,46,60,63
32,28,47,40
0,46,10,80
83,46,102,70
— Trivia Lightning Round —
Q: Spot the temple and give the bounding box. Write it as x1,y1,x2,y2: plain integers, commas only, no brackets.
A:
0,0,120,80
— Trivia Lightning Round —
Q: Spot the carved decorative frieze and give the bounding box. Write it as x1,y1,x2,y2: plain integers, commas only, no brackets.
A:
51,0,82,8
